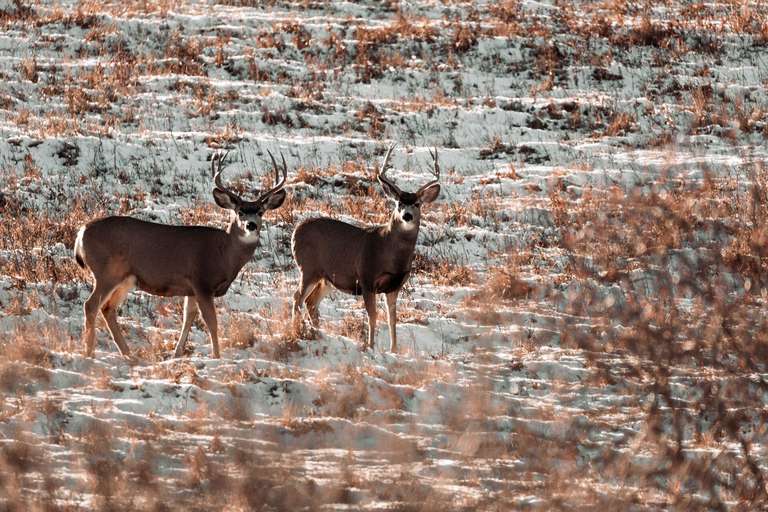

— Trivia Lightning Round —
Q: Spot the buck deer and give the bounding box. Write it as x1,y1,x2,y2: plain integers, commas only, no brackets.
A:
291,144,441,352
74,151,288,359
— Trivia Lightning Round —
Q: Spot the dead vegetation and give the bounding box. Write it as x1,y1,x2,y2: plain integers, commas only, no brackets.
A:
545,162,768,506
2,1,768,510
0,193,98,286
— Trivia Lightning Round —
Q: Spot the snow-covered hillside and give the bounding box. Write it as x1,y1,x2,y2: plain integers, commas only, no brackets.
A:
1,0,768,509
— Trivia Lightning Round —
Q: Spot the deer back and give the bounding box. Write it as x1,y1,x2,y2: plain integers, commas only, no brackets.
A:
293,218,371,294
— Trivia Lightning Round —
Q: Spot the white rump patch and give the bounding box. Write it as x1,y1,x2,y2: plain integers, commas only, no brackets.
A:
74,226,86,257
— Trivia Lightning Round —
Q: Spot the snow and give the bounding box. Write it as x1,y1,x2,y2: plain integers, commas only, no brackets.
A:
1,0,767,509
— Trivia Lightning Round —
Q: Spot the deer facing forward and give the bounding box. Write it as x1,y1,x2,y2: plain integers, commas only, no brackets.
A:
74,152,288,359
291,144,441,352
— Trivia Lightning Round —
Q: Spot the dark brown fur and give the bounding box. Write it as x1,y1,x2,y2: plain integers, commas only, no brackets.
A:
77,217,255,298
291,145,440,352
74,152,287,359
292,216,417,297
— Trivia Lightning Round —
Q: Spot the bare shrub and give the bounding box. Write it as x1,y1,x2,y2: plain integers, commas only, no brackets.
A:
225,313,262,350
547,163,768,506
413,253,475,286
162,29,204,75
19,57,37,82
0,194,100,284
604,111,636,136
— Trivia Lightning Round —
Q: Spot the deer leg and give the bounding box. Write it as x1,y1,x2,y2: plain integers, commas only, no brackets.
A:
363,292,377,350
292,275,319,327
305,279,329,329
385,290,399,353
100,276,135,357
83,280,119,358
195,294,220,359
173,296,198,358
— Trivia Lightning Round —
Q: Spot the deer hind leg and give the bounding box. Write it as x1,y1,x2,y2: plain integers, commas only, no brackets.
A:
305,279,330,329
100,276,135,357
363,292,377,350
173,296,198,358
385,290,399,353
195,293,219,359
83,279,120,358
292,274,320,327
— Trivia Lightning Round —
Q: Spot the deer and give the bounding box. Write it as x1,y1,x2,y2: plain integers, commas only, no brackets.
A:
291,144,441,352
73,151,288,360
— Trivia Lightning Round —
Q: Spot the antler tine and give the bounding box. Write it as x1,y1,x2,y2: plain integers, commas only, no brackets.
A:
418,146,441,193
281,152,288,184
213,150,232,192
267,149,279,178
378,143,396,177
377,143,402,194
428,146,440,179
260,149,288,201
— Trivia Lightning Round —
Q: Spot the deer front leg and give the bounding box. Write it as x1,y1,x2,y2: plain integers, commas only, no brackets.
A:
385,290,399,353
363,292,377,350
173,296,198,358
195,294,220,358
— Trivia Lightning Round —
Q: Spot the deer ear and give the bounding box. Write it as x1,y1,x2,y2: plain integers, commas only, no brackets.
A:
378,178,400,200
212,188,239,210
263,189,286,210
418,183,441,204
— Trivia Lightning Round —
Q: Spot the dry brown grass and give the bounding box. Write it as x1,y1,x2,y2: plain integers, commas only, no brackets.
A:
556,178,734,283
355,101,385,139
334,312,367,342
413,253,475,286
0,194,98,286
3,2,768,509
161,29,205,75
224,313,263,350
543,160,768,506
484,266,534,301
604,111,636,136
18,56,37,82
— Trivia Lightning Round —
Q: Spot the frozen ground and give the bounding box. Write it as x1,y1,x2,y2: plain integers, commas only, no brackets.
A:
1,0,768,509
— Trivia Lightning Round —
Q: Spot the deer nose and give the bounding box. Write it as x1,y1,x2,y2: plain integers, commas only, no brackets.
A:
402,212,413,222
246,221,258,231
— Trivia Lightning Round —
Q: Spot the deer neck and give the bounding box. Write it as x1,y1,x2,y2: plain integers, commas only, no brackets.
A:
224,217,259,270
385,212,419,249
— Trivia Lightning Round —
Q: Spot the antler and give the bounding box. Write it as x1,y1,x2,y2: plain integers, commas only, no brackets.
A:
377,143,402,195
212,151,238,198
261,149,288,201
418,146,441,193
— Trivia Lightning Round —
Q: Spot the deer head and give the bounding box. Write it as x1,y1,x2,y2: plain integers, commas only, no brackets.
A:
211,150,288,244
376,144,441,231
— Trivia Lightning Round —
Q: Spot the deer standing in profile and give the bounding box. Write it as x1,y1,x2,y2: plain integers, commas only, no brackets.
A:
291,144,441,352
74,151,288,359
